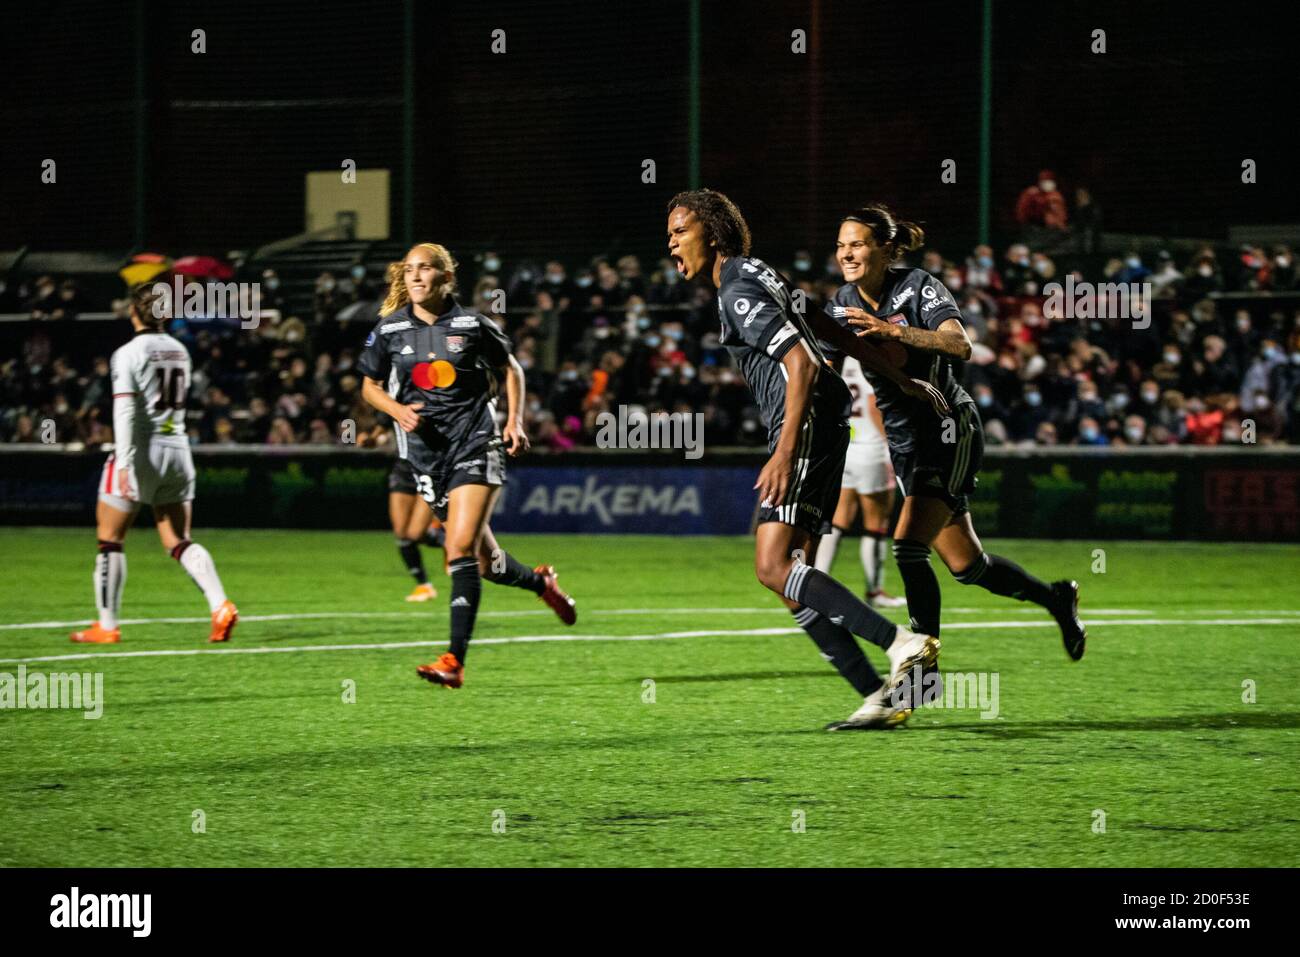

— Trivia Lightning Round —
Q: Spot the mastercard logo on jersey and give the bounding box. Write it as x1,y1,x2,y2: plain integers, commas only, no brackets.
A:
412,360,456,390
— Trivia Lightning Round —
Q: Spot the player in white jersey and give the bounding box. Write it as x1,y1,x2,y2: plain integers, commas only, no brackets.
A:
814,356,906,607
71,281,238,644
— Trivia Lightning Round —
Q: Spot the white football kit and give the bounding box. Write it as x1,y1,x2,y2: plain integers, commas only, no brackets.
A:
99,331,196,509
839,357,893,495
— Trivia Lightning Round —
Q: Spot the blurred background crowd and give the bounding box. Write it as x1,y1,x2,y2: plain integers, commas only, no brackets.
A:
4,176,1300,452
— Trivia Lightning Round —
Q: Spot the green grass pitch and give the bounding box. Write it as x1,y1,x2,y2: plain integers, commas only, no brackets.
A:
2,527,1298,867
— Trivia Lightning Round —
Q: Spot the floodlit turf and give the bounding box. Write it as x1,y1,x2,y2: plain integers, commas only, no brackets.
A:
1,527,1298,867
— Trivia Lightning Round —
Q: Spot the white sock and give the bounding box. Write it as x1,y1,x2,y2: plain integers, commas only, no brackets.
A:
862,534,887,593
94,547,126,630
177,541,227,612
814,527,843,573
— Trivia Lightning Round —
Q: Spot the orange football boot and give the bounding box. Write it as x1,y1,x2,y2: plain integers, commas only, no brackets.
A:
209,600,239,642
416,652,464,688
70,623,120,644
405,582,438,602
535,565,576,625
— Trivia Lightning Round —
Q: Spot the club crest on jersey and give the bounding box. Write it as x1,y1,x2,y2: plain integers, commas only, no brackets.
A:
446,335,465,353
891,287,915,310
885,313,908,326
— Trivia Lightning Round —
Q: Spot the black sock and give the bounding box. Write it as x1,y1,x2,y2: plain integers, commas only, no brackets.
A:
893,539,942,637
483,547,544,594
791,605,883,697
397,538,428,585
956,552,1053,607
783,563,897,650
447,556,481,663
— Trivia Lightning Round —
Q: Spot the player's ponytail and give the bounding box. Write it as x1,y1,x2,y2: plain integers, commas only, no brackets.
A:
379,242,460,317
842,205,925,262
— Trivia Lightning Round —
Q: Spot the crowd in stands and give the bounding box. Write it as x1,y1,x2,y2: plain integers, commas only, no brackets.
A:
4,184,1300,450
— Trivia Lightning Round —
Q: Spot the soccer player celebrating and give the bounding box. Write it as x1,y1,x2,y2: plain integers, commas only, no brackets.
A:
812,358,906,608
71,281,238,644
358,243,575,689
666,189,946,729
827,205,1085,660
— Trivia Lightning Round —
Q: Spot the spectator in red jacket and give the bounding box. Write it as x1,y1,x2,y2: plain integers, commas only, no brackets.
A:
1015,169,1069,231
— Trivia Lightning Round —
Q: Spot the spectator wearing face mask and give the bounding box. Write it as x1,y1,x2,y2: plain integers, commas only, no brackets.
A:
921,249,945,277
1149,251,1183,300
971,382,1009,428
313,271,339,322
1238,389,1283,443
1132,379,1162,422
789,249,816,282
1182,252,1223,303
648,258,689,307
963,245,1003,293
1267,246,1297,291
342,262,376,303
1240,338,1285,408
1003,244,1035,296
1015,169,1069,231
1152,343,1190,393
1118,414,1149,447
1009,383,1051,442
1074,415,1108,446
1114,251,1150,285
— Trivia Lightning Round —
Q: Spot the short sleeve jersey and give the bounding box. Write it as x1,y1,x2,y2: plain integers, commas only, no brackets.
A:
825,267,973,451
718,256,851,447
110,331,191,447
356,298,513,451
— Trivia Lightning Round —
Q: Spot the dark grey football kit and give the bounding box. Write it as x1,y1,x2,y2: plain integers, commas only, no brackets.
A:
825,266,981,516
358,298,511,519
717,256,852,537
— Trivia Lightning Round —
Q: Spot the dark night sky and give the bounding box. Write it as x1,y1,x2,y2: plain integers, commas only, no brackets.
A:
2,0,1292,262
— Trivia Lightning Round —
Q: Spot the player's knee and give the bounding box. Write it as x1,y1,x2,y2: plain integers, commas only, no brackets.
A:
951,551,991,585
754,555,792,594
892,538,931,566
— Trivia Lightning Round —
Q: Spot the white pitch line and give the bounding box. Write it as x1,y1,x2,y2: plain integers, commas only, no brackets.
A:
0,606,1174,632
1,617,1297,665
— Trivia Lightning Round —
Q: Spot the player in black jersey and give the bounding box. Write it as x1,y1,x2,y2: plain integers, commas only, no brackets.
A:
667,189,947,729
826,205,1086,663
386,458,445,602
358,243,576,689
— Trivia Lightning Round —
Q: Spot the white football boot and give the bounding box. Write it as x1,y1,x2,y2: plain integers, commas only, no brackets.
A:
885,627,942,704
826,685,911,730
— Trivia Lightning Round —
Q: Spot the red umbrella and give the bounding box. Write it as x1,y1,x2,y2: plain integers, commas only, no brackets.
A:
172,255,235,280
